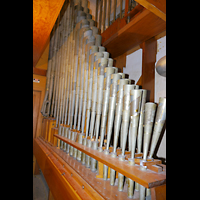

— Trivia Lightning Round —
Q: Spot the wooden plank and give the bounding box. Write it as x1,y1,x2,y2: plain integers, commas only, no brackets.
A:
37,138,133,200
33,67,47,76
102,9,165,58
101,4,143,43
33,138,98,200
146,0,166,14
151,184,166,200
54,134,166,188
135,0,166,21
141,37,157,102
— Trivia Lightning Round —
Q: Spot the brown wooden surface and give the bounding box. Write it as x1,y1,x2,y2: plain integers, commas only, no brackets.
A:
101,4,144,44
33,91,41,139
33,67,47,76
135,0,166,21
54,134,166,188
35,137,140,199
33,0,66,67
33,74,46,140
47,119,56,142
48,190,55,200
52,127,58,146
141,37,157,102
102,9,165,58
34,138,101,200
151,184,166,200
147,0,166,14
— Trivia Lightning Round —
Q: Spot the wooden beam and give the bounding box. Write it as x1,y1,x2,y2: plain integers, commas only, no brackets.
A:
33,67,47,76
102,9,165,58
33,138,98,200
135,0,166,21
54,134,166,189
141,37,157,102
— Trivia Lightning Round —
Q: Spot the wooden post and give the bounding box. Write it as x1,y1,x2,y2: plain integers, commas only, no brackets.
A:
141,37,157,102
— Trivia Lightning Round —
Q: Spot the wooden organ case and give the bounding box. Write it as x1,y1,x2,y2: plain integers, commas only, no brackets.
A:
33,0,166,199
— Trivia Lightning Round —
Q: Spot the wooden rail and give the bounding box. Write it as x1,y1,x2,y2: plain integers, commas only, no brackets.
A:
54,134,166,189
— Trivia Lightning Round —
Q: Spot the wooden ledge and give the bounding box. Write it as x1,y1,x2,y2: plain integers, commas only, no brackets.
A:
54,134,166,189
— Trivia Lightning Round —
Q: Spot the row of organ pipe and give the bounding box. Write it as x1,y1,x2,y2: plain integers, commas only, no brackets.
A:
40,0,166,199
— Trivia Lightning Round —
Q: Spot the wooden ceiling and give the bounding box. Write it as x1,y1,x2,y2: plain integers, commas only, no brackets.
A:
33,0,65,67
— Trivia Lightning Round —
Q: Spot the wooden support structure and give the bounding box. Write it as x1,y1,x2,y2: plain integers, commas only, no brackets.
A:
34,135,166,199
141,37,157,102
54,134,166,189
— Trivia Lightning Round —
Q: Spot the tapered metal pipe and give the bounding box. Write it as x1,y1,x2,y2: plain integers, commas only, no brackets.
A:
121,84,135,156
95,57,109,142
99,67,116,148
112,79,130,154
85,45,99,138
66,129,71,153
81,137,87,165
58,9,71,130
128,85,140,151
69,130,75,156
116,84,134,192
99,0,103,31
90,140,99,171
77,29,93,131
63,126,69,151
50,14,61,117
70,14,87,130
107,0,111,26
113,0,117,22
95,0,99,23
139,165,147,200
89,52,104,139
143,102,157,161
60,6,71,126
127,89,142,198
102,0,107,32
81,35,96,136
85,138,93,168
103,149,109,180
118,154,125,191
120,0,123,19
82,53,109,166
106,73,123,151
137,89,147,153
127,175,134,198
76,133,84,161
73,131,78,159
73,19,90,131
149,97,166,159
129,89,142,159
